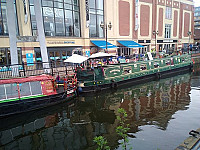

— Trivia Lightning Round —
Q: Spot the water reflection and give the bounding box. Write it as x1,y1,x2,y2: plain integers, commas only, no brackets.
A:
0,73,193,150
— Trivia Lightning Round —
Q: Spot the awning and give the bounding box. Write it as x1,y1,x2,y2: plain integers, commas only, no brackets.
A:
91,40,117,49
117,40,144,48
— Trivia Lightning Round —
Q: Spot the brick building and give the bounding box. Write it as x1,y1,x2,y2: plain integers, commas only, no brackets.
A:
0,0,194,66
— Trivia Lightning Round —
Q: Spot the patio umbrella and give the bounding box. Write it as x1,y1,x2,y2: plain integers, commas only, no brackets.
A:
89,52,115,59
64,54,88,64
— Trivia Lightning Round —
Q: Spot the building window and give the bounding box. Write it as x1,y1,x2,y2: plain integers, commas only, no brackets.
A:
0,0,19,36
89,0,104,37
164,24,171,39
165,7,172,19
0,48,22,66
29,0,81,37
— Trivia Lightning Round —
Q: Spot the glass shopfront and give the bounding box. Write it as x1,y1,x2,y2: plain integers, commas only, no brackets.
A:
0,48,22,66
34,47,82,64
89,0,104,37
29,0,81,37
0,0,18,35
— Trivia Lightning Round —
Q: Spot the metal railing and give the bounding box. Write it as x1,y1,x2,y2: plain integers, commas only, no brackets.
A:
0,61,72,79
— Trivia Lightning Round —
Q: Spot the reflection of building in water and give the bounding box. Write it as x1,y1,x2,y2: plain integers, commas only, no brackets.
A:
0,109,92,149
117,74,191,130
0,74,192,149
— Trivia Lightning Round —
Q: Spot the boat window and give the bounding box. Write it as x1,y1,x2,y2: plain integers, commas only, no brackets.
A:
30,81,42,95
0,85,6,100
5,84,19,99
123,66,132,74
140,64,147,70
20,82,31,97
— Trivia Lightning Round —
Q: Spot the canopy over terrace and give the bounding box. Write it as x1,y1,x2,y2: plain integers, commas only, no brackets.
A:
91,40,118,49
117,40,144,48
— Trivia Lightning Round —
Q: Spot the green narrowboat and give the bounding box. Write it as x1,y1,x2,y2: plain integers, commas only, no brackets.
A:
76,54,193,93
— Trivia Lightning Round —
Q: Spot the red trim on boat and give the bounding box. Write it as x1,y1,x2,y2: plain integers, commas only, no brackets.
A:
0,74,54,85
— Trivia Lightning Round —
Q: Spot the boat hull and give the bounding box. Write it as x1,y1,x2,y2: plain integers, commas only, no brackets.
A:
79,64,192,93
0,92,76,118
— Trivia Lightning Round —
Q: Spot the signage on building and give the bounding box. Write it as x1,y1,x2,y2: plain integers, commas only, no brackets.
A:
163,39,173,43
85,0,90,28
26,53,34,66
135,0,139,30
47,41,75,44
85,51,90,57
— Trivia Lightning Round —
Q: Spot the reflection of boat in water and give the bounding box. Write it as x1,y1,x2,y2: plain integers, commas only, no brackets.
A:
79,73,191,130
77,54,193,93
0,73,192,150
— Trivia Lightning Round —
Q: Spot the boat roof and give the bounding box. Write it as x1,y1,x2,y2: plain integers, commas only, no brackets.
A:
0,74,54,85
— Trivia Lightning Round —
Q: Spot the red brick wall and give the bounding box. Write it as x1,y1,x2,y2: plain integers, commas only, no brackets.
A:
179,3,183,39
132,0,138,39
173,1,179,8
166,0,172,7
184,12,190,37
173,10,178,37
152,0,157,38
158,8,163,36
119,0,130,36
157,0,165,6
191,7,194,39
140,0,152,3
140,5,150,36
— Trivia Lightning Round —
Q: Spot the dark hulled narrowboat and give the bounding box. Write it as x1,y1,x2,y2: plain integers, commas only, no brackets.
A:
0,74,77,117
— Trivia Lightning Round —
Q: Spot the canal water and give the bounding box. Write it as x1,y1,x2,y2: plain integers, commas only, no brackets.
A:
0,65,200,150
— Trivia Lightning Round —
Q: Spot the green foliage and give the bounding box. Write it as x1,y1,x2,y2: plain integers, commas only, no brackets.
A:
93,136,110,150
93,108,132,150
116,108,130,150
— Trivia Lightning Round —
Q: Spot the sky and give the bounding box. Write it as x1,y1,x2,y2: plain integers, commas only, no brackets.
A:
194,0,200,7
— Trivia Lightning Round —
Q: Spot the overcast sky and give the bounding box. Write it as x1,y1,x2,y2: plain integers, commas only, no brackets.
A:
194,0,200,7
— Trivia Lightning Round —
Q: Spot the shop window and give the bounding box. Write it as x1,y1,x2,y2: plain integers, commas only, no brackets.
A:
0,85,6,100
5,83,19,99
117,47,131,56
0,48,22,66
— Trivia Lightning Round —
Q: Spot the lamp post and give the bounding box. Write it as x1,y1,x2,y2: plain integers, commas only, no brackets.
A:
100,21,112,52
152,30,159,54
187,31,192,53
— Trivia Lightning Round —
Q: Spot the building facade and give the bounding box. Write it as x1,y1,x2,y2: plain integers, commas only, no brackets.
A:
194,6,200,29
0,0,194,66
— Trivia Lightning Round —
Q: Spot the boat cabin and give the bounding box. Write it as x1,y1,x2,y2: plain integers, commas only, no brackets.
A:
0,75,57,103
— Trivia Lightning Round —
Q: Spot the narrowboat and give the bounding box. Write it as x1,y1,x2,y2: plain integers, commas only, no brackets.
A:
0,74,77,117
76,54,193,93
